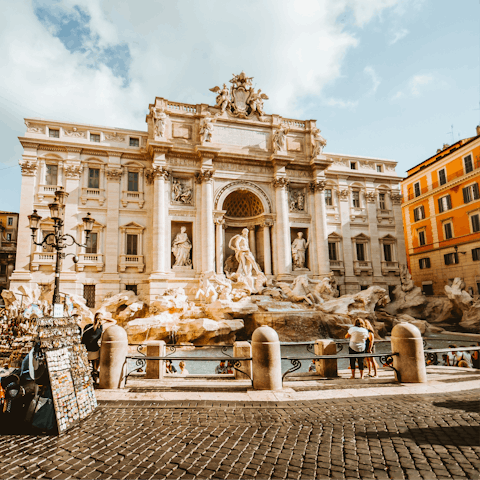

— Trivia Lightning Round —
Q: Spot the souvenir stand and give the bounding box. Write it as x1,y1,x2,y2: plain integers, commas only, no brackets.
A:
38,315,97,434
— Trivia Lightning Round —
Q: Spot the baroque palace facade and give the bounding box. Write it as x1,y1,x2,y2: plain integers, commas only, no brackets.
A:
11,73,406,306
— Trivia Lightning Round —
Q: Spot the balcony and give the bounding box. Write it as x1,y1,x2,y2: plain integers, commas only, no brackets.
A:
76,253,104,272
31,252,55,271
350,207,367,223
37,185,62,202
381,261,400,276
80,188,106,206
353,260,373,276
377,209,394,225
119,254,144,273
329,260,344,275
121,190,145,208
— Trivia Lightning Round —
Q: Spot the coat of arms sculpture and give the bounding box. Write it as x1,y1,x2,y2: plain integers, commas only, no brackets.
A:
209,72,269,119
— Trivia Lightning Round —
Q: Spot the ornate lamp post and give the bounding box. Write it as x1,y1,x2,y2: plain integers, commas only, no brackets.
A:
28,188,95,312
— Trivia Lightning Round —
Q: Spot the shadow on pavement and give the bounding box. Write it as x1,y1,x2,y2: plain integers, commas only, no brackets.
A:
356,426,480,447
433,399,480,413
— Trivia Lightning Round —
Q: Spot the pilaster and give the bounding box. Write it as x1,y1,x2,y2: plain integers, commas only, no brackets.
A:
310,179,330,275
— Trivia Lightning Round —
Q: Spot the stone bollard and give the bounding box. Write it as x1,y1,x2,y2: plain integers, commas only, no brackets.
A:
314,339,338,377
99,325,128,389
146,341,166,380
251,325,282,390
233,341,252,381
391,323,427,383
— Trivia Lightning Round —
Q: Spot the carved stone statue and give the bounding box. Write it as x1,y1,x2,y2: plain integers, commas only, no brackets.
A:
228,228,261,278
291,232,309,270
151,107,167,138
273,125,289,152
247,89,268,117
311,127,327,157
209,83,230,113
171,178,192,204
199,112,217,143
172,227,192,267
289,189,305,212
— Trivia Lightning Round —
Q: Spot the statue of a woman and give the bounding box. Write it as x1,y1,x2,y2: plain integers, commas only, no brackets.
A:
172,227,192,267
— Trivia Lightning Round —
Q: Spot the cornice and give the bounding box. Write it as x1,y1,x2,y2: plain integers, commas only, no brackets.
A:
19,140,40,149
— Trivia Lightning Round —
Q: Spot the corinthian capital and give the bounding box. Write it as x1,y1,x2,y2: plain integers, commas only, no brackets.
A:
309,180,326,192
20,161,38,176
195,169,214,184
145,166,169,185
106,168,122,181
272,177,289,189
64,165,83,179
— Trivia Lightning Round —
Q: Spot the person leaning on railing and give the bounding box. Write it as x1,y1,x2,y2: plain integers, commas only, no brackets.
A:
345,318,369,380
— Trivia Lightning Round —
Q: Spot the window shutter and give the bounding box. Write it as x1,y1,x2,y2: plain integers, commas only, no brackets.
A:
438,198,444,213
473,183,480,200
421,205,425,218
446,195,452,210
414,209,418,222
426,258,431,268
463,187,471,204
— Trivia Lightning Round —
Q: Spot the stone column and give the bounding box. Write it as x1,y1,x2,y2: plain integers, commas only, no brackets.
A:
214,217,225,275
391,192,407,265
311,180,330,275
248,228,256,258
149,166,169,273
338,187,355,292
365,189,382,279
262,221,273,275
104,167,122,275
200,170,215,273
273,177,291,277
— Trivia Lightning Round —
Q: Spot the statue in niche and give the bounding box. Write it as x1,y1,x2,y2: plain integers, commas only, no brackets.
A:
291,232,309,270
151,107,167,138
228,228,261,277
199,112,217,143
172,226,192,267
311,127,327,157
172,178,192,204
273,125,289,152
289,190,305,212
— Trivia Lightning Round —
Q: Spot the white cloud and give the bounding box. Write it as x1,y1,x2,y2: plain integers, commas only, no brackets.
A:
364,66,381,94
324,98,359,109
389,28,409,44
391,73,434,100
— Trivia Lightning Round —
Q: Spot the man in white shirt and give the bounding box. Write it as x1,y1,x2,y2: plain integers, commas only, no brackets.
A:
345,319,370,379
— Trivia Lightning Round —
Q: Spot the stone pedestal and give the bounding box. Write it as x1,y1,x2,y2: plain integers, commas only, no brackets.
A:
99,326,128,389
391,323,427,383
251,325,282,390
145,341,166,380
314,339,338,377
233,341,252,381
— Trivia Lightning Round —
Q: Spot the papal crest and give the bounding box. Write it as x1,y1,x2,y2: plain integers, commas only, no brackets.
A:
209,71,269,119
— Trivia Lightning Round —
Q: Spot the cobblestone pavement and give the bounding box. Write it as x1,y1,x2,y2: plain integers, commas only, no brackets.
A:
0,390,479,480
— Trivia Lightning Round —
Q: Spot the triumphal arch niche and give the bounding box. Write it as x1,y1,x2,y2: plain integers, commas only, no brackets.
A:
147,71,334,298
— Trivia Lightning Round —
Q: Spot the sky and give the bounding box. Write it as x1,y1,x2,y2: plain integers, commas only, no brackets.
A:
0,0,479,213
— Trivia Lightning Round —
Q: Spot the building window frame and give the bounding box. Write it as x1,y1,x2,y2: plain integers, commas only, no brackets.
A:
88,167,100,189
49,128,60,138
119,221,145,272
414,182,421,198
442,220,454,240
376,165,383,173
463,182,480,204
325,188,333,206
444,252,459,265
463,154,474,174
352,190,361,208
417,228,426,247
472,247,480,261
350,161,357,170
413,205,425,222
438,194,452,213
129,137,140,147
7,217,13,226
45,163,59,186
378,192,387,210
438,168,447,186
469,211,480,233
419,258,431,269
90,133,101,143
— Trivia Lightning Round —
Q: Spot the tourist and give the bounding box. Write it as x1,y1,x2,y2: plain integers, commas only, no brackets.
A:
364,320,378,378
81,312,103,377
471,344,480,369
309,361,316,372
227,361,234,374
215,361,228,374
165,360,177,374
345,319,369,379
456,346,473,368
179,361,188,375
446,345,457,366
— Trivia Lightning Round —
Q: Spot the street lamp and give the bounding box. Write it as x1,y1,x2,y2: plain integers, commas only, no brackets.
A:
28,188,95,312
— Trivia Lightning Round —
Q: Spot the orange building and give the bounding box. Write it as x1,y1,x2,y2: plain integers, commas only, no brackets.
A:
0,211,19,295
401,126,480,296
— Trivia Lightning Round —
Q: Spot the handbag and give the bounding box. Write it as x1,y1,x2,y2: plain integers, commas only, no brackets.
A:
32,398,56,431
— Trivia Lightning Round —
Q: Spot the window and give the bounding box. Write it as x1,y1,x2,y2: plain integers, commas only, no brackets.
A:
438,195,452,213
422,284,434,296
463,183,480,204
443,222,453,240
90,133,100,142
6,233,11,241
325,189,333,206
328,242,337,261
45,164,58,186
419,258,431,269
126,285,137,295
418,230,426,246
444,252,459,265
356,243,365,261
49,129,59,138
350,162,357,170
378,193,386,210
383,244,392,262
88,168,100,189
7,217,13,226
472,248,480,261
83,285,95,308
413,205,425,221
414,182,421,197
471,213,480,233
85,232,98,254
129,137,139,147
438,168,447,186
126,234,138,255
352,191,360,208
128,172,139,192
376,165,382,173
464,154,473,174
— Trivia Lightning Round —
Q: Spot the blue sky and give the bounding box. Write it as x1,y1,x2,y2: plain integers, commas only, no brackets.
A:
0,0,479,212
